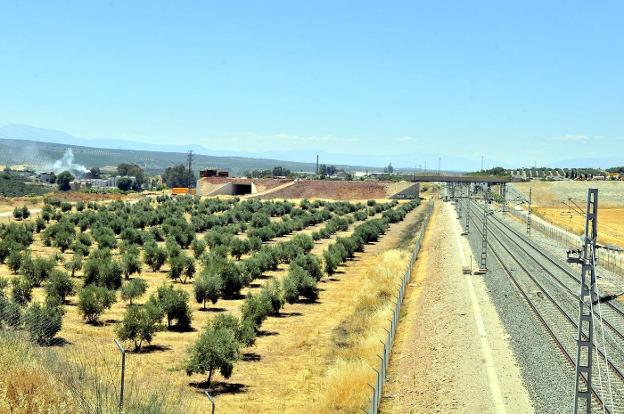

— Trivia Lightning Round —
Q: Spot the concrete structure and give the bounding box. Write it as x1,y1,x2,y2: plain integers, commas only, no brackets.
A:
200,169,229,178
390,183,420,199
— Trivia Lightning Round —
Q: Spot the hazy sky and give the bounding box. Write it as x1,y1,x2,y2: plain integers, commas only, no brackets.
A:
1,1,623,168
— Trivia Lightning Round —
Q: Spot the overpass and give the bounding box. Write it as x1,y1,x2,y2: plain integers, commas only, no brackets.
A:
403,174,510,184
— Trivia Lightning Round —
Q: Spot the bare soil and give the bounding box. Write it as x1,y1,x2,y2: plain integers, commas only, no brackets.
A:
380,201,533,413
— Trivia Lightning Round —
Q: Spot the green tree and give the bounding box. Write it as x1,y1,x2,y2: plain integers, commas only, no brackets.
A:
241,291,272,330
121,245,142,279
116,302,162,351
144,241,168,271
120,278,148,305
57,171,74,191
24,302,63,345
185,322,241,388
155,284,192,330
117,177,133,191
45,270,75,304
7,250,23,273
193,273,222,309
78,285,116,323
11,277,33,305
64,253,83,278
117,163,145,187
163,164,196,188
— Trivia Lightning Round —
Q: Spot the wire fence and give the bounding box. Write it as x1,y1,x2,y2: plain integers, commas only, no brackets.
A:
507,206,624,277
363,199,434,414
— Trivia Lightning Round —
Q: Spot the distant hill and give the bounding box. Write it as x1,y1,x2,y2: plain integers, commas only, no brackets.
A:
0,138,370,176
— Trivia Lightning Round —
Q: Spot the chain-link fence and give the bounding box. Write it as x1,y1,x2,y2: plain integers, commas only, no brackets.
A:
363,200,434,414
507,206,624,277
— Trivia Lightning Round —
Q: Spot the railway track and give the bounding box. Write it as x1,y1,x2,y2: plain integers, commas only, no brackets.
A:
463,199,624,413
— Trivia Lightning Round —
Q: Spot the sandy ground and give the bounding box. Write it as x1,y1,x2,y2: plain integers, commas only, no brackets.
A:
380,201,533,413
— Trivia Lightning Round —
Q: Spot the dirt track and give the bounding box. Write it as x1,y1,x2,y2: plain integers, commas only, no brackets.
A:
380,201,533,413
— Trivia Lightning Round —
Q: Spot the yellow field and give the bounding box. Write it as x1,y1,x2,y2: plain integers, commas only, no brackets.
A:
533,207,624,249
0,196,429,413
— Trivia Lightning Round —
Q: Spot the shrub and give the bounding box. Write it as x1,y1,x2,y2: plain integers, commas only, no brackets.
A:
282,264,318,304
191,239,206,259
78,285,116,323
241,291,273,330
35,217,46,232
155,284,192,330
259,279,284,315
24,302,63,345
7,249,23,273
11,276,33,305
144,241,168,272
116,302,163,351
13,205,29,220
83,249,123,290
293,254,323,281
0,296,22,328
121,245,142,279
185,322,241,389
120,278,148,305
64,253,83,277
45,270,75,303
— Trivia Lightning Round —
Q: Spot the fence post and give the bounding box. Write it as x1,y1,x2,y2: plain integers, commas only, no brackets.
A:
204,391,215,414
114,339,126,411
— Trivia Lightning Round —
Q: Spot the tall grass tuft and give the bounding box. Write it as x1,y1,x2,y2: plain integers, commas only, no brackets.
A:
0,330,191,414
317,249,409,413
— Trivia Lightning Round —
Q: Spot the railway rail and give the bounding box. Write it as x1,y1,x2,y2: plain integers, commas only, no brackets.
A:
463,199,624,413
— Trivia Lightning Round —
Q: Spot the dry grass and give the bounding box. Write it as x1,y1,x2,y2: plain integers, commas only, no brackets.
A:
534,207,624,248
0,199,424,413
316,249,411,414
0,334,73,414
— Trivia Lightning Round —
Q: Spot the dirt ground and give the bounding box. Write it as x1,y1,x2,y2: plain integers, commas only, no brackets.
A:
380,201,533,413
0,197,426,413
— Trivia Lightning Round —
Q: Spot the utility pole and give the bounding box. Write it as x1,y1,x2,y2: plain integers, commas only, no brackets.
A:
463,184,470,235
187,150,194,191
316,155,319,175
457,184,462,219
571,189,599,414
438,157,441,176
476,184,489,273
527,187,532,235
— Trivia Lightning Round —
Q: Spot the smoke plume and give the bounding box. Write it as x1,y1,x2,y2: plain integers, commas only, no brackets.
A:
52,148,88,174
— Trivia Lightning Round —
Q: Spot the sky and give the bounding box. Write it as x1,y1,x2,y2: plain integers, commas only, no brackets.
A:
1,1,623,169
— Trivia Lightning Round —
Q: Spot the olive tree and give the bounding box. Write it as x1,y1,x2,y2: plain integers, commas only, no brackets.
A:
78,285,116,323
193,273,222,309
120,278,148,305
116,301,162,351
155,284,192,330
45,270,75,304
185,321,241,388
24,302,63,345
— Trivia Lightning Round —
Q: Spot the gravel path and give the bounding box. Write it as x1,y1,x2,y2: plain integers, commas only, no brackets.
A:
381,201,532,413
464,200,575,413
